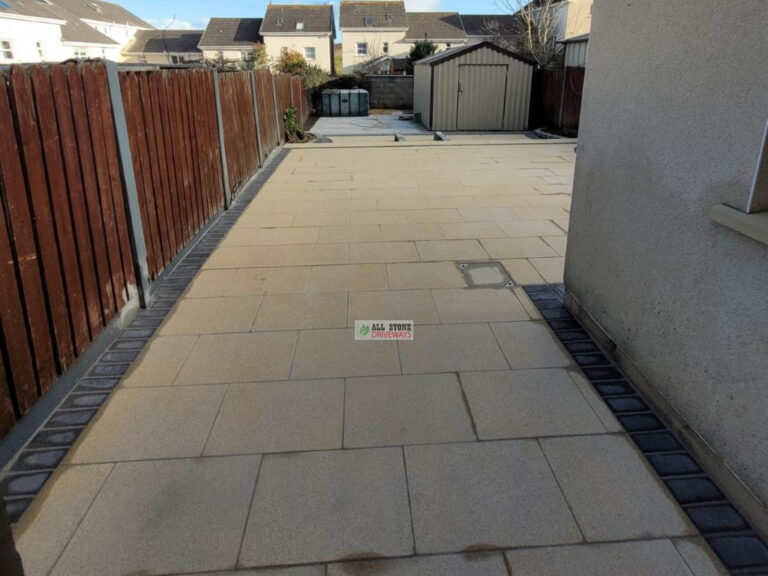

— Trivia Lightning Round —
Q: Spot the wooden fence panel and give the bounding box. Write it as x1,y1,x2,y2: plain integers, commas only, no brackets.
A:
219,72,260,198
254,69,278,159
119,68,224,278
0,62,135,428
530,67,584,135
561,66,585,133
274,75,293,143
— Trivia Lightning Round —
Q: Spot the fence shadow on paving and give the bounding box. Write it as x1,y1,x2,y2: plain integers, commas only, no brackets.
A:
0,62,309,438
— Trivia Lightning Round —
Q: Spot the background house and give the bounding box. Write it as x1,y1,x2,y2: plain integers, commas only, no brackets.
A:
122,29,203,65
261,4,335,73
566,0,768,535
460,14,519,45
339,0,408,74
198,18,264,63
403,12,467,52
0,0,150,63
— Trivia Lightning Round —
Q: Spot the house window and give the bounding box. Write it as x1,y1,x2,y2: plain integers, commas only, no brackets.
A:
295,22,304,30
241,51,253,61
171,55,187,64
304,46,315,60
364,17,374,27
383,42,389,54
73,47,87,58
1,40,13,60
356,42,368,56
36,41,44,58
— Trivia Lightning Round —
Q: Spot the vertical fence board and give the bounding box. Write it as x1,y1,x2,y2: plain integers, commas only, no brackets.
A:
9,67,74,378
0,171,38,412
51,66,103,337
219,72,260,197
29,66,90,356
0,348,15,438
66,65,116,322
83,65,127,310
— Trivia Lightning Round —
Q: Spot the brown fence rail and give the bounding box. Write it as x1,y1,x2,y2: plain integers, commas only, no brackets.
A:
530,66,585,135
219,72,261,198
0,63,308,438
0,63,136,433
119,68,224,279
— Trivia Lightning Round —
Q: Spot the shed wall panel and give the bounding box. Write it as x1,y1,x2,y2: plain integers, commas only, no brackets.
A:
413,63,432,128
430,46,532,132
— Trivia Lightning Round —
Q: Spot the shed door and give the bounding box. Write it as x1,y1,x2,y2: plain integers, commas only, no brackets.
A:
457,64,508,131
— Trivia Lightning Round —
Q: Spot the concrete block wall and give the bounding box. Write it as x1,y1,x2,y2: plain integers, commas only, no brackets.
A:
366,75,414,110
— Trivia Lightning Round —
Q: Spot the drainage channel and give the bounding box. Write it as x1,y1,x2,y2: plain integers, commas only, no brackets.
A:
524,284,768,575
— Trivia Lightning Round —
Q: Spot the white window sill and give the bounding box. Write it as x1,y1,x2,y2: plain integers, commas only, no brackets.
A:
710,204,768,246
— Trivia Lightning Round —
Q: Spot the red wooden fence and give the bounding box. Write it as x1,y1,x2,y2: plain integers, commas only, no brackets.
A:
530,66,585,135
253,69,279,160
0,63,136,433
219,72,261,198
0,63,309,438
119,69,224,279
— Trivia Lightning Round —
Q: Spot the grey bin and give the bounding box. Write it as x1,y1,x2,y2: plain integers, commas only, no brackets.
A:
321,89,369,117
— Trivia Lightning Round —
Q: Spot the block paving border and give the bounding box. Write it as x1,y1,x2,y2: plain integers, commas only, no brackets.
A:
0,149,290,524
523,283,768,575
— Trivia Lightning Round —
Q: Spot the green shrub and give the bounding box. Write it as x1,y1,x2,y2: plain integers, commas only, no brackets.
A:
406,40,437,74
277,49,306,75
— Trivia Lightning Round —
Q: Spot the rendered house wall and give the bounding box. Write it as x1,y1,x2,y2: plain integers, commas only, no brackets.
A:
565,0,768,521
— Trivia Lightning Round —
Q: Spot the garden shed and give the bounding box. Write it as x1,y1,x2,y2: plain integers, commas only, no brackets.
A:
413,42,535,132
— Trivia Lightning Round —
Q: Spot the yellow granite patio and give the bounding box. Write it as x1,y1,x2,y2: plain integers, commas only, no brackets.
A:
12,136,727,576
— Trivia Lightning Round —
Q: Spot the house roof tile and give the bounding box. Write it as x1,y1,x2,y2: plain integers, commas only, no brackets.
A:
261,4,334,35
199,18,264,48
123,29,203,54
404,12,467,42
339,1,407,29
52,0,152,28
460,14,520,37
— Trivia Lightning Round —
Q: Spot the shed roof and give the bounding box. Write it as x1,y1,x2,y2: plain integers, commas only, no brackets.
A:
460,14,519,36
199,18,264,48
339,1,407,29
404,12,467,42
261,4,335,35
559,33,589,44
123,29,203,54
415,40,535,67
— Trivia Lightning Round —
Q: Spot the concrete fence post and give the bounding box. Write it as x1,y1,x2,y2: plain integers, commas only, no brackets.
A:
249,71,264,166
104,61,151,308
212,69,232,209
271,73,281,145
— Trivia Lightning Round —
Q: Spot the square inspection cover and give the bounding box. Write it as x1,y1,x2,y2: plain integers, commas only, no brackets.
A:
459,262,514,288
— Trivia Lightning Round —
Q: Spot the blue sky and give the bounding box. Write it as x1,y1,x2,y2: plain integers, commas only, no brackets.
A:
122,0,507,31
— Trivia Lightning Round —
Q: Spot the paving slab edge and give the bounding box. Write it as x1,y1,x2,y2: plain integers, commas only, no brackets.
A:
0,148,291,524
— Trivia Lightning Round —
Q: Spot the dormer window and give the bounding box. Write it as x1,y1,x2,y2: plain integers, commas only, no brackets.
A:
296,22,304,30
87,1,102,13
364,17,374,27
276,17,284,25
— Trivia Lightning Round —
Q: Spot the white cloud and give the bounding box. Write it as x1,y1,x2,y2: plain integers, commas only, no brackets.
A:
147,18,196,30
404,0,443,10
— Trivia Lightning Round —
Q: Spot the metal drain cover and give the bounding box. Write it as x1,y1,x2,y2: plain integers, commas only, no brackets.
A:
458,262,514,288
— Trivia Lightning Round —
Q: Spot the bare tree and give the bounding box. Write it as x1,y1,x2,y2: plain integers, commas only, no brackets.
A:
490,0,565,68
